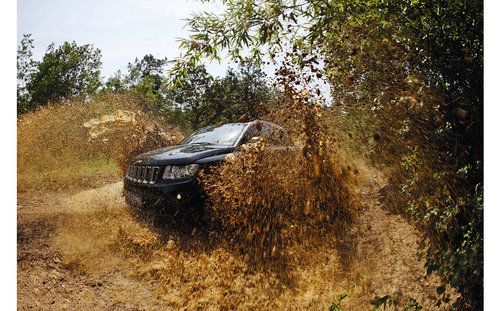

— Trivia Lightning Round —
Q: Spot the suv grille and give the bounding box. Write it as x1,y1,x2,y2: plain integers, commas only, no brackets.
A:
126,165,160,184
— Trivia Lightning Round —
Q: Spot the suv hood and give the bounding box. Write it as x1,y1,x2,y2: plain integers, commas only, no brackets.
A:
131,144,234,166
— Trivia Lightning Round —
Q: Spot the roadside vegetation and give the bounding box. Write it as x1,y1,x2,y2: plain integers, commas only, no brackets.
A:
17,92,181,193
17,0,482,309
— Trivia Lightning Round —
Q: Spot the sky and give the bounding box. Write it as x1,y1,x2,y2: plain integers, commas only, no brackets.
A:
17,0,231,79
16,0,337,99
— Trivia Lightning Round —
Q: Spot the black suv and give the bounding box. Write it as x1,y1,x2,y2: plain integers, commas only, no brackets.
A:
123,120,287,213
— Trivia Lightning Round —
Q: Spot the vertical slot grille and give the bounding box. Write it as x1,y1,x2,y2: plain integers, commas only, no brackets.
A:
126,165,160,184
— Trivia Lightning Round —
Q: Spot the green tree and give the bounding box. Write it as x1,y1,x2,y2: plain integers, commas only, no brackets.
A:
26,41,102,110
166,61,273,130
104,54,169,113
104,70,126,93
167,65,214,130
205,59,273,123
17,34,37,113
125,54,168,94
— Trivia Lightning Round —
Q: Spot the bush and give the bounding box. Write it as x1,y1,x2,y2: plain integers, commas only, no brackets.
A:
325,90,483,310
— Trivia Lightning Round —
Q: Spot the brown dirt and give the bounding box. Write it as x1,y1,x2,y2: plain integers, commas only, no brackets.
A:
17,169,457,310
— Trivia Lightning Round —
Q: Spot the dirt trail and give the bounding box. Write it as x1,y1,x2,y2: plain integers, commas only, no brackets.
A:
17,169,456,310
339,168,457,309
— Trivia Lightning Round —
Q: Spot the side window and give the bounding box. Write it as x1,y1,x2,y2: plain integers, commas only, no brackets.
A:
241,123,262,145
261,122,288,146
240,121,289,146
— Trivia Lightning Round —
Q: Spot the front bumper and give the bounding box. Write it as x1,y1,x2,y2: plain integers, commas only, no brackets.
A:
123,177,203,212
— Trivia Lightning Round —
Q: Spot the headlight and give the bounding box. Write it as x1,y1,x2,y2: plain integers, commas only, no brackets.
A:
162,164,199,180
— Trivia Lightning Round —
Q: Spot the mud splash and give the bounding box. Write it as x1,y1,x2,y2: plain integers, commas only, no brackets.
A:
51,172,455,310
55,181,355,309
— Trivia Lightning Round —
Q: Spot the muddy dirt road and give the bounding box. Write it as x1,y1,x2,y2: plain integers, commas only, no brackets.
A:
17,169,456,310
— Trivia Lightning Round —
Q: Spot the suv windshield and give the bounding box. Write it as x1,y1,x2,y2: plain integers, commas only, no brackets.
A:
179,123,248,146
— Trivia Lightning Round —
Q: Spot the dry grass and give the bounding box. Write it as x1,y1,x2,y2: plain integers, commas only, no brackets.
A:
17,92,182,193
